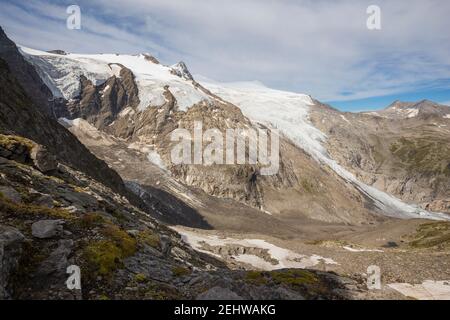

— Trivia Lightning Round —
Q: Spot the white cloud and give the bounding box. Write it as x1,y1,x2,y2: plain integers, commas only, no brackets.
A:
1,0,450,102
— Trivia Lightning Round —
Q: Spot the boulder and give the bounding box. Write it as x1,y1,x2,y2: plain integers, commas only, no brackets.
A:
32,194,54,208
31,220,64,239
30,144,57,172
0,185,22,203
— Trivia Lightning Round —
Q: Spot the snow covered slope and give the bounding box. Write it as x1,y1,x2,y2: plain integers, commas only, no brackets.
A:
199,78,449,221
20,47,210,111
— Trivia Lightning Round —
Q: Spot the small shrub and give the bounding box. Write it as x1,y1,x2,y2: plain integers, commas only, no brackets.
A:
101,225,137,257
171,266,190,277
83,240,123,276
134,273,147,283
137,230,161,249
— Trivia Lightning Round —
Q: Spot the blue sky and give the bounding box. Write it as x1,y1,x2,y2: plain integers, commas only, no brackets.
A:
1,0,449,111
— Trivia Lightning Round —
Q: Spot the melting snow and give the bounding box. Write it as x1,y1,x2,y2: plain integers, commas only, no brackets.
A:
173,228,338,270
343,246,383,253
388,280,450,300
405,108,419,118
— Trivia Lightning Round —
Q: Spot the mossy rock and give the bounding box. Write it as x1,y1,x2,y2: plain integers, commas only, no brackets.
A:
0,191,74,220
0,134,34,152
137,230,161,249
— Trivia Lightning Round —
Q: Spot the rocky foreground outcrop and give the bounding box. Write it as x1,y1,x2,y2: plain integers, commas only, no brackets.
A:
0,133,361,300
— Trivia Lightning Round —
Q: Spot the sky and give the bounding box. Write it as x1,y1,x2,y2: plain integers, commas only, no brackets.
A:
0,0,450,111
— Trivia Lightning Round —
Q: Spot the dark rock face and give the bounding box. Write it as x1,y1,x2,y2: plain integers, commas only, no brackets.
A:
196,286,243,300
0,27,56,116
0,56,129,198
0,226,25,299
66,66,140,129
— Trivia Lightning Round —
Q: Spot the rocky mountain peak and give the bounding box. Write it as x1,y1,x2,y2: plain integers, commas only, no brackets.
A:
170,61,194,81
47,50,67,55
382,99,450,119
143,53,160,64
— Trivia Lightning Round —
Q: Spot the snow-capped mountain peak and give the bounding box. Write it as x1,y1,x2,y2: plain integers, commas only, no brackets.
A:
19,46,210,111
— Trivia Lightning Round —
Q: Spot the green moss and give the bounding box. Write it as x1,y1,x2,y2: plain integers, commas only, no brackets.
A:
78,212,109,228
101,225,137,257
137,230,161,249
245,271,269,285
0,191,74,220
83,240,123,276
408,222,450,249
245,269,319,287
171,266,191,277
270,269,319,286
82,225,137,278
